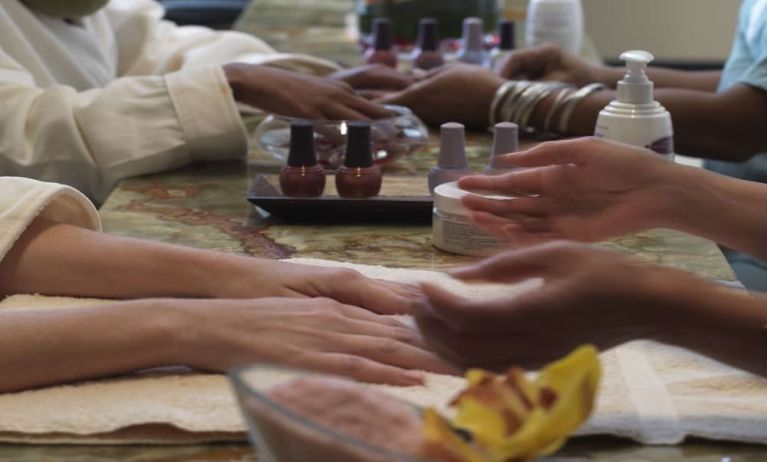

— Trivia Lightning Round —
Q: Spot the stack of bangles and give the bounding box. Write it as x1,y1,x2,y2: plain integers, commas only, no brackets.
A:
488,81,606,135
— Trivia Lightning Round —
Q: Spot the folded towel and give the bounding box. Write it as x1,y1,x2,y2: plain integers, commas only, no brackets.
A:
0,258,764,445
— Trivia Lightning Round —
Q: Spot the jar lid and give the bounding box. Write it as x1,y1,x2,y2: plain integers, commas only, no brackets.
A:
434,181,515,216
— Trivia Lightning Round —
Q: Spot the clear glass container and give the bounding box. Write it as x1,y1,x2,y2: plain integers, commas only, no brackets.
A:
254,105,429,169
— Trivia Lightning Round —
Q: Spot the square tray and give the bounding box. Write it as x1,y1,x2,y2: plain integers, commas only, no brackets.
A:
247,174,434,223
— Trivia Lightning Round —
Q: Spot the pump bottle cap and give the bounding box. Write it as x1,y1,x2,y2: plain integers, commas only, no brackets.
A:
343,121,374,168
617,50,655,105
287,121,318,167
438,123,469,169
372,18,393,51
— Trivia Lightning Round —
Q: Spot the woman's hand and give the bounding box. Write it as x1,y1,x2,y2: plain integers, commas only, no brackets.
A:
414,242,684,370
218,259,421,315
223,63,392,120
378,63,505,128
181,298,458,385
458,137,690,246
497,45,617,87
329,64,414,91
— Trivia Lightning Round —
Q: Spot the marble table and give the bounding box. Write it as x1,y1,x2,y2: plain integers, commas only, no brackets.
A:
4,1,762,461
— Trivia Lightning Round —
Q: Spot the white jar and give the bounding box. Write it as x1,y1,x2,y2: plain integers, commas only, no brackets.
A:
432,182,513,257
526,0,583,55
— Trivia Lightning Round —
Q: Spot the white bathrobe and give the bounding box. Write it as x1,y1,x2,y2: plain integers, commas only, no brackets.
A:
0,177,100,267
0,0,338,202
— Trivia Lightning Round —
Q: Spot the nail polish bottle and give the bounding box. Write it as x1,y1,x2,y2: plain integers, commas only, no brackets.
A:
365,18,398,68
428,122,472,194
485,122,519,175
336,121,383,198
490,20,515,71
280,121,326,198
457,17,488,66
411,18,444,70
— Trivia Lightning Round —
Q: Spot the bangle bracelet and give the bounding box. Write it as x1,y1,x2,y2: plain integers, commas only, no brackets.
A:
499,81,532,124
542,86,575,135
488,81,516,127
507,82,543,128
557,83,605,134
518,83,570,132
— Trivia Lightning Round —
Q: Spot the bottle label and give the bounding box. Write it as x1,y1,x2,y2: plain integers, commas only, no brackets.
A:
647,136,674,155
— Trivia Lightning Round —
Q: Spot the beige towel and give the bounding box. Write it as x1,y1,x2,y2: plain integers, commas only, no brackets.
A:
0,258,765,446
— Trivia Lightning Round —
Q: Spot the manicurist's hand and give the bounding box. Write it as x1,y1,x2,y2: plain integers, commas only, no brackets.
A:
497,44,617,87
180,298,458,385
458,137,686,246
223,63,392,120
378,63,505,128
414,242,692,370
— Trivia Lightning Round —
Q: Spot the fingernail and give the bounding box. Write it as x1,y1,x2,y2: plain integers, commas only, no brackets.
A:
404,371,425,385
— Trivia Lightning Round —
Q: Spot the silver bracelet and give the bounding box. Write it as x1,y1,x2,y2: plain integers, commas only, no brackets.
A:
499,81,532,124
542,86,575,135
518,83,570,132
507,82,545,128
489,81,516,127
557,83,605,134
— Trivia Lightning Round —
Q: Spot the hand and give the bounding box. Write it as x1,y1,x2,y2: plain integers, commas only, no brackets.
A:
497,45,616,87
218,258,421,315
458,137,687,246
414,242,681,370
224,63,392,120
181,298,458,385
329,64,414,91
378,63,505,128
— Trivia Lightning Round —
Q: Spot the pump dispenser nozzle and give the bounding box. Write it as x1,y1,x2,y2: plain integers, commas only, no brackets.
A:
617,50,655,105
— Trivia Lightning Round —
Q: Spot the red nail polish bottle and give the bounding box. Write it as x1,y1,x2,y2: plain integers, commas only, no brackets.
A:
365,18,398,68
412,18,444,70
336,122,382,198
280,122,326,198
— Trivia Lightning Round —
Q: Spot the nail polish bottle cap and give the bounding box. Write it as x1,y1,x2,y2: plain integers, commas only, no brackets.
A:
287,121,318,167
492,122,519,158
498,20,515,51
344,121,374,168
438,122,469,169
462,17,484,53
417,18,439,51
372,18,393,51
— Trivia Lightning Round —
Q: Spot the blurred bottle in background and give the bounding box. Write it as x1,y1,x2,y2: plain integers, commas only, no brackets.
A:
525,0,583,54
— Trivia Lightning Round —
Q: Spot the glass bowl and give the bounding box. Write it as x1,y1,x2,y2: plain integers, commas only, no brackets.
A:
254,105,429,168
229,364,431,462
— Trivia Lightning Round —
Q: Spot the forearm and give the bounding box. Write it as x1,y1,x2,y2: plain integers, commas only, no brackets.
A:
660,166,767,260
0,219,250,299
597,66,720,92
0,300,187,393
649,274,767,377
531,85,767,159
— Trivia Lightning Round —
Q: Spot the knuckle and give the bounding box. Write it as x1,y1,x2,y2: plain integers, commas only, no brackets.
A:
341,355,366,374
376,338,401,355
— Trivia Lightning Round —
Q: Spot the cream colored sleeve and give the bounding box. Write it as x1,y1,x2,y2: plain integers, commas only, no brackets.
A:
106,0,341,76
0,177,101,265
0,46,247,203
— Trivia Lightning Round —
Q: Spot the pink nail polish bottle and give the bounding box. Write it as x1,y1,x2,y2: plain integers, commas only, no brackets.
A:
336,122,383,198
485,122,519,175
428,123,472,194
280,122,326,198
412,18,444,70
365,18,398,68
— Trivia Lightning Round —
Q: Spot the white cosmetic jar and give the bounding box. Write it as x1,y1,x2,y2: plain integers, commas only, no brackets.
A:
432,181,514,257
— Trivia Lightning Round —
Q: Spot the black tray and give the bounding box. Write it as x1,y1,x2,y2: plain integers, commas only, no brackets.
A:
247,174,433,223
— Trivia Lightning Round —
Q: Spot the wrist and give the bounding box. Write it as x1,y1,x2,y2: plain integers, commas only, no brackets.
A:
223,63,253,103
593,65,624,87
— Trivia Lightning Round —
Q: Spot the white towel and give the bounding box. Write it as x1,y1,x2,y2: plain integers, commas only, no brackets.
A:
0,258,765,445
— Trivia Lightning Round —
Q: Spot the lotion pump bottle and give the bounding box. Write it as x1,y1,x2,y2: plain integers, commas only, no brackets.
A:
594,50,674,160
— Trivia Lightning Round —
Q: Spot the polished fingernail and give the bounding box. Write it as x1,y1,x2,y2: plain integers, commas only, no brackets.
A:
404,371,425,384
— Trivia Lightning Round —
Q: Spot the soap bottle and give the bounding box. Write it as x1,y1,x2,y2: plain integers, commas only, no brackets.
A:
594,50,675,160
490,20,515,72
365,18,398,68
485,122,519,175
457,17,488,66
429,122,472,194
280,122,326,197
336,121,383,198
412,18,444,70
526,0,583,55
